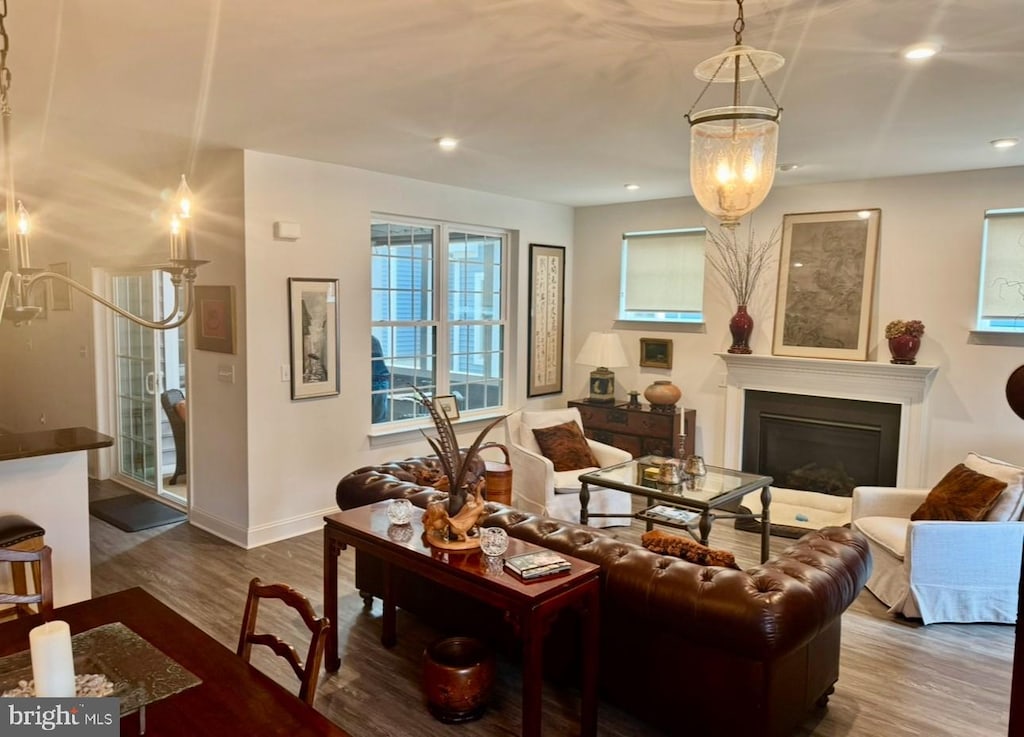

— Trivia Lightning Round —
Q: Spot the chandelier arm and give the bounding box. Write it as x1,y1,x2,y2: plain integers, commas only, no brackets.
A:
24,271,195,330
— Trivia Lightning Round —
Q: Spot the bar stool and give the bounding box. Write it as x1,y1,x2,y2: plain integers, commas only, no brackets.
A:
0,515,49,618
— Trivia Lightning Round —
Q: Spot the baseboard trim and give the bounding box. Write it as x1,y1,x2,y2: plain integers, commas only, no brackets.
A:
188,507,248,548
245,506,338,549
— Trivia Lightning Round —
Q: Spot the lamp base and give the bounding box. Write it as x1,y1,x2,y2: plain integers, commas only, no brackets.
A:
588,367,616,404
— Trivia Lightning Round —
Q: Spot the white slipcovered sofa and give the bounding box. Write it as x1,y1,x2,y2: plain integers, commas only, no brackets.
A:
505,407,633,527
851,452,1024,624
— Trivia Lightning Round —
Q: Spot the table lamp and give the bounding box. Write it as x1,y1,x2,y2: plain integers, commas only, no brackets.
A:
575,332,628,403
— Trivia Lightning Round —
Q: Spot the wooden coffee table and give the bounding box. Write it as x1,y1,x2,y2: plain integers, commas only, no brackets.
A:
324,502,601,737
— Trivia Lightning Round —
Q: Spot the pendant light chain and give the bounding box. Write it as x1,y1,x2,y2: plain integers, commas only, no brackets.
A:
734,0,745,45
0,0,11,117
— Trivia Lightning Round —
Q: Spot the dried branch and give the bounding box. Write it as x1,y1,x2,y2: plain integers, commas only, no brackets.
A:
705,224,780,306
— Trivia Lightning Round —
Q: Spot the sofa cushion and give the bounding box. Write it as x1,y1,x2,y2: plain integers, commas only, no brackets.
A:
552,468,598,494
911,463,1006,521
964,452,1024,521
640,529,740,569
518,409,584,456
532,421,600,472
851,515,908,560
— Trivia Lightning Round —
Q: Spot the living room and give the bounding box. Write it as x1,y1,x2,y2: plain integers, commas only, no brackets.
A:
0,1,1023,735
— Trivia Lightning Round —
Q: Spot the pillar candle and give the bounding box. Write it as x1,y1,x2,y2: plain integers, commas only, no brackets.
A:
29,620,76,697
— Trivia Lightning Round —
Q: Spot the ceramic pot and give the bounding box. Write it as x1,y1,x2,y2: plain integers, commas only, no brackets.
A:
888,334,921,365
728,305,754,354
644,380,681,409
422,637,495,723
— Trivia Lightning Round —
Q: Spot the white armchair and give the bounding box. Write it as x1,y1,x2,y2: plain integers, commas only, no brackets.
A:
851,453,1024,624
505,408,633,527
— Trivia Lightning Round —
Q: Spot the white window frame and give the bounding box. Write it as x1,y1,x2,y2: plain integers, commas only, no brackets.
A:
619,227,706,324
976,208,1024,333
371,215,510,431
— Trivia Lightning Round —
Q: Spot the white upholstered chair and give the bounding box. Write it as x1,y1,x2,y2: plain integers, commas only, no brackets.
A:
851,452,1024,624
505,408,633,527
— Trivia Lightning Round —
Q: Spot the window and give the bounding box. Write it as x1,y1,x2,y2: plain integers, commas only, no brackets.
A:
977,209,1024,332
371,218,507,426
619,228,706,323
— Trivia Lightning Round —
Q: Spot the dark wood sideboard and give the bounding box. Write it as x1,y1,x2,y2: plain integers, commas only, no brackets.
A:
569,399,695,458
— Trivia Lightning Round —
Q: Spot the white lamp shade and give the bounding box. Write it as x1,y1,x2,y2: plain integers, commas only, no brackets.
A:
689,106,779,227
575,332,628,369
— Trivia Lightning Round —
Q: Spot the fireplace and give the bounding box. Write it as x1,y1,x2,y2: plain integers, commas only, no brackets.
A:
742,391,900,497
717,353,937,536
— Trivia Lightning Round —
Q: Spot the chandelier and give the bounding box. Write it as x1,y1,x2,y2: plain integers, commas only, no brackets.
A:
685,0,784,228
0,3,204,329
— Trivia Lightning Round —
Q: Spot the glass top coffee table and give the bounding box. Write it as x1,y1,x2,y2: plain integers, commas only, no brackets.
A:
579,456,773,562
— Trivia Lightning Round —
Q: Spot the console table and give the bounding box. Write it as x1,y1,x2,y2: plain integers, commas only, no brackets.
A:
569,399,695,458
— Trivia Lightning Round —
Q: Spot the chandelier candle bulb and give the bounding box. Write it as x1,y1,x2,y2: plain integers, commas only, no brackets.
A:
15,200,30,268
29,620,76,697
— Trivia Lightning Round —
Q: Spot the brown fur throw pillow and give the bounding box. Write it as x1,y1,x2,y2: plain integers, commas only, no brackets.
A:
641,529,740,569
531,421,599,472
911,463,1008,521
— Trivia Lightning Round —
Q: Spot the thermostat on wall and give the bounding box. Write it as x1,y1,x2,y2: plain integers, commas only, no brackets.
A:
273,221,302,241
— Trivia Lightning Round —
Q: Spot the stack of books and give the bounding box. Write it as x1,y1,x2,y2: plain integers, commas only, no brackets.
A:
503,550,571,580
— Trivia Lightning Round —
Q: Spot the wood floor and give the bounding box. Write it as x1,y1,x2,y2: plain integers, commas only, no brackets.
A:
88,487,1015,737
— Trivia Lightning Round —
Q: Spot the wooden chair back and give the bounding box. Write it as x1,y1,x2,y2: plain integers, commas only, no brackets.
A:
236,577,329,705
0,546,54,618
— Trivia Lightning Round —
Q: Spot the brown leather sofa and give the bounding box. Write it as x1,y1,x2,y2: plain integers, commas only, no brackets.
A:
336,457,872,737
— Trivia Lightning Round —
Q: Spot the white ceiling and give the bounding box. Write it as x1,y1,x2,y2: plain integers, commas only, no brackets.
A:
7,0,1024,210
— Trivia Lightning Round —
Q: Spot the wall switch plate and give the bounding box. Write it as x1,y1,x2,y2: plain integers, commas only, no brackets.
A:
218,365,235,384
280,364,291,382
273,221,302,240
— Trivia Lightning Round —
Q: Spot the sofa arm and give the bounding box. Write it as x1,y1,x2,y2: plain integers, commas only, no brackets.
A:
906,520,1024,585
852,486,929,520
506,442,556,513
588,440,632,468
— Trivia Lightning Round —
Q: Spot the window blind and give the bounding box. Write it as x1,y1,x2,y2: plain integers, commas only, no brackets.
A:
622,229,705,313
980,210,1024,321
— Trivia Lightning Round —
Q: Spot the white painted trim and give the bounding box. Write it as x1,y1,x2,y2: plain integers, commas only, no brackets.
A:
717,353,938,487
245,506,338,549
188,506,249,548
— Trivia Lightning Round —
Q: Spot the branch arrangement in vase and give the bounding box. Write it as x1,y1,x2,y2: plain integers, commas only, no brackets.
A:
705,225,780,306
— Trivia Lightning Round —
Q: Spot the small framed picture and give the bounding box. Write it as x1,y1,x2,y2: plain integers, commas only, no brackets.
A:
639,338,673,369
288,278,340,400
194,285,236,354
433,394,460,420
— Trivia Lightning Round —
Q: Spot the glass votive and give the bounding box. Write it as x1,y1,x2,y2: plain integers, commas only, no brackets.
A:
480,526,509,557
387,498,413,525
387,524,414,544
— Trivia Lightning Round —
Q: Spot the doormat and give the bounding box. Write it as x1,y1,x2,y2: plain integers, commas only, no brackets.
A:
89,494,186,532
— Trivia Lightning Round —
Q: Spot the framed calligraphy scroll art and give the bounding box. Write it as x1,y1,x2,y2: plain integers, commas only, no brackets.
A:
772,209,881,360
288,277,340,400
194,285,236,354
527,244,566,397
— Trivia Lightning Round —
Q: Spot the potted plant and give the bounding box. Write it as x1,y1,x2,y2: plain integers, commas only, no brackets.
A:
411,386,505,550
884,319,925,364
705,225,779,354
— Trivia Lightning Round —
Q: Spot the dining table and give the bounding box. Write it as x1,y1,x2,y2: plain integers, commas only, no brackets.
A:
0,587,350,736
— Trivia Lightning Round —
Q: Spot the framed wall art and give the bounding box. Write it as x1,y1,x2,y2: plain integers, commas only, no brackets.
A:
194,285,236,354
639,337,673,369
48,262,72,311
527,244,565,397
288,277,340,400
772,209,881,361
433,394,460,420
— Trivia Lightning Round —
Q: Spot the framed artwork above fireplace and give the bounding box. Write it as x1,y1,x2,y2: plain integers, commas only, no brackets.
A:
772,209,881,361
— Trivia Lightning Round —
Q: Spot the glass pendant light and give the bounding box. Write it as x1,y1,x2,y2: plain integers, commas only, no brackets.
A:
686,0,784,228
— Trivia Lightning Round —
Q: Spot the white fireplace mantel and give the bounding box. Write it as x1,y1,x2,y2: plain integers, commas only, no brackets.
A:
717,353,939,487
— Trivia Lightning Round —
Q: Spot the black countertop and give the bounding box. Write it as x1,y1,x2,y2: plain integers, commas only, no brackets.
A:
0,427,114,462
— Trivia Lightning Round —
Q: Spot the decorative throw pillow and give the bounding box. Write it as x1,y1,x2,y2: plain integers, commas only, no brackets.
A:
531,421,599,472
964,452,1024,522
641,529,740,570
910,463,1007,521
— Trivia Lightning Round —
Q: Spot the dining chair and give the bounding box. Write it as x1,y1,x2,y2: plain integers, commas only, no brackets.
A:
0,546,53,619
236,577,329,704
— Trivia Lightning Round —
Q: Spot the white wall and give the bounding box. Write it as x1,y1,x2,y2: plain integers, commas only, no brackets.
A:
240,150,574,546
573,165,1024,480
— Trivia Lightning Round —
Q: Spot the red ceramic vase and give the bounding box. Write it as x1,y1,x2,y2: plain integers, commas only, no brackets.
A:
888,334,921,365
728,305,754,354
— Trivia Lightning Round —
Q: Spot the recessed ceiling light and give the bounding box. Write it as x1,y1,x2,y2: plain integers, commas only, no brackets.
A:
901,42,941,61
624,183,640,191
857,210,873,219
437,137,459,152
778,163,800,172
991,137,1020,149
